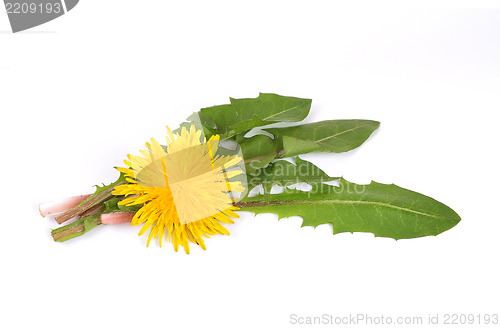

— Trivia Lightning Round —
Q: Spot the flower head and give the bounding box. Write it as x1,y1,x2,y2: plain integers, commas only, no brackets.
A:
113,125,245,253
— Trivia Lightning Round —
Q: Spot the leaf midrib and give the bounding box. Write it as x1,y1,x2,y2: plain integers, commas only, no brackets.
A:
315,124,367,143
263,103,305,120
238,199,456,221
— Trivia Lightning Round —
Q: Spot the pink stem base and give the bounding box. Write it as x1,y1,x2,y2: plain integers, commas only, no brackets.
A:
39,194,92,217
101,212,135,225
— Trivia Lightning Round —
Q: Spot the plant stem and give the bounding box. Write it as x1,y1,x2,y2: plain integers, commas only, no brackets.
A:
55,177,125,224
51,215,102,242
39,194,92,217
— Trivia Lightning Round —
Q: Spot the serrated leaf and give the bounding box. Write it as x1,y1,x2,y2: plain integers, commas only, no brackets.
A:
238,178,460,239
246,157,338,194
186,93,312,139
93,174,126,194
266,120,380,158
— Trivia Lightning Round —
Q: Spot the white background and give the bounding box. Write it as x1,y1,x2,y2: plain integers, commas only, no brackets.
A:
1,1,499,327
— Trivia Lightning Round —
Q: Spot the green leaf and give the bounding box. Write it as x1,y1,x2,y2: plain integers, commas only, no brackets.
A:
240,134,279,175
238,178,460,239
186,93,312,139
229,115,269,135
265,120,380,158
246,156,338,194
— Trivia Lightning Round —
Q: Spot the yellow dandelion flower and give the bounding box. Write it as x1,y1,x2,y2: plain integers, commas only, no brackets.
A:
112,125,246,253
